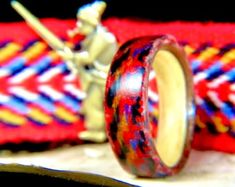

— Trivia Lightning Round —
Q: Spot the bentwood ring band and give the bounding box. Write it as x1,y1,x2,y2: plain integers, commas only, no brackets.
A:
104,35,195,177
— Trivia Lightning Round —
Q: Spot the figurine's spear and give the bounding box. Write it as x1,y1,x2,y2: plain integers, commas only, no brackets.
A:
11,1,77,73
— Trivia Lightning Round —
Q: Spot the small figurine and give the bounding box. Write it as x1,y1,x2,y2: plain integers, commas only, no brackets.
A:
11,1,118,142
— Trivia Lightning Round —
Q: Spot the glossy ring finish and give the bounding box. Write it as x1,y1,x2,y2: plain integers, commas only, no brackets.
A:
105,35,195,177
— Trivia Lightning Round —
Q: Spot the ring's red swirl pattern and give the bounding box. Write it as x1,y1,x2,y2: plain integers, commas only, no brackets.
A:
105,35,195,177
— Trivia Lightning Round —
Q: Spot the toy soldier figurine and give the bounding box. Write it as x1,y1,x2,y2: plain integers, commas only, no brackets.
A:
11,1,118,142
65,1,118,142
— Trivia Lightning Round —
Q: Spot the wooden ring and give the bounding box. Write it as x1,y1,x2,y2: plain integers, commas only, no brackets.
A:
105,35,195,177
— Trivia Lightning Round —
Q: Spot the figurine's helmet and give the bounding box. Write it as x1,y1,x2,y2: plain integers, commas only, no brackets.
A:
77,1,107,26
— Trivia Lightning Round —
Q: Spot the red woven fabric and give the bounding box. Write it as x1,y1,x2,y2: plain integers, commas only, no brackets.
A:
0,18,235,153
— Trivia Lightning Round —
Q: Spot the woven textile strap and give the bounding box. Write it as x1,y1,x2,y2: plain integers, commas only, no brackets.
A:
0,18,235,153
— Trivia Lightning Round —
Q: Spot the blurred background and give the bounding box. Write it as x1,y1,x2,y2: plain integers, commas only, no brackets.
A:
0,0,234,22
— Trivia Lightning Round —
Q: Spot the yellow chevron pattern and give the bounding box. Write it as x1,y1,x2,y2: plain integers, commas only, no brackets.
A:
197,47,219,61
22,42,47,59
212,116,229,133
0,109,26,126
54,106,78,123
220,49,235,63
28,108,52,124
0,43,21,62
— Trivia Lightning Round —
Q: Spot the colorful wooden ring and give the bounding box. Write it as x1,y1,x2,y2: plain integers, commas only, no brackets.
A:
104,35,195,177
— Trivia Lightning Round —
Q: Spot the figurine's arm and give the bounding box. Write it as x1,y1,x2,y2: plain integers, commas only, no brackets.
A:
67,27,80,38
73,28,116,66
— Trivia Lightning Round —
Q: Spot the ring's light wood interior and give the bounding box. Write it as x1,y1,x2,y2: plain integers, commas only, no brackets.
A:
153,50,187,167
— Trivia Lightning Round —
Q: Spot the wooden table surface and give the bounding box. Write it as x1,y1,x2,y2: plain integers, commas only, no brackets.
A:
0,143,234,187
